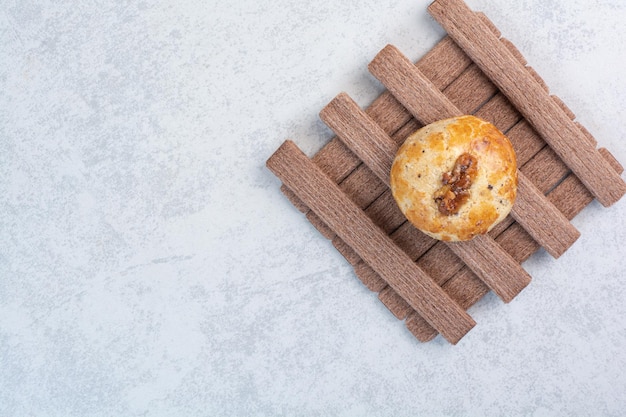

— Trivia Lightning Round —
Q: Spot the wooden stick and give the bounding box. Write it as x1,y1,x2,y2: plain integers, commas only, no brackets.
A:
407,149,625,339
320,92,531,302
364,191,407,234
267,140,476,344
353,261,388,292
320,93,397,184
511,174,580,258
276,33,620,338
279,108,622,341
379,286,412,320
368,46,463,120
475,12,501,37
269,7,624,341
368,44,580,258
428,0,626,207
293,50,517,236
326,72,529,304
446,235,528,303
338,164,387,208
311,36,470,185
410,142,569,296
279,38,479,267
300,29,566,223
444,64,498,114
320,88,580,308
282,57,587,328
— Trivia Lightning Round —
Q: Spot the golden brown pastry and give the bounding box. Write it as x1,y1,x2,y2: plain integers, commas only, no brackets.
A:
390,115,517,241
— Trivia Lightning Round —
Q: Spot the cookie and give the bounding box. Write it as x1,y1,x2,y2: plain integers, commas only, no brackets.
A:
390,115,517,241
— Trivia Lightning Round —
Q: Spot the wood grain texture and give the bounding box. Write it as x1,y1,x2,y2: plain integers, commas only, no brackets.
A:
447,235,530,303
522,147,570,193
367,43,580,259
302,46,586,326
368,43,580,256
280,185,308,213
428,0,626,206
473,92,520,130
505,120,545,164
364,191,407,234
310,35,471,187
339,164,388,209
475,12,501,37
406,311,438,342
320,90,531,302
306,211,335,240
444,64,498,114
269,1,625,342
311,137,360,185
279,38,481,299
405,149,625,338
299,38,520,228
390,221,436,260
369,44,464,123
416,36,472,90
599,147,624,174
511,173,580,258
332,236,361,266
379,286,412,320
500,38,526,65
353,261,387,292
267,140,476,344
320,86,486,285
320,93,396,185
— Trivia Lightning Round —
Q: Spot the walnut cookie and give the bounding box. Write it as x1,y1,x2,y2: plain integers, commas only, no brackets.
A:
390,115,518,241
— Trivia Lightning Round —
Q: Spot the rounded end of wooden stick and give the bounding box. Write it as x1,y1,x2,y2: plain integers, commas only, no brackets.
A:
405,311,440,343
319,92,352,123
368,44,403,80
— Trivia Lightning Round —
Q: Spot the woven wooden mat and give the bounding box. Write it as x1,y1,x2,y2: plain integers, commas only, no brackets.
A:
266,0,625,344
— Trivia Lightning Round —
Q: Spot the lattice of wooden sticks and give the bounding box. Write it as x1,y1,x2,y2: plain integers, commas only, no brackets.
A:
266,0,625,344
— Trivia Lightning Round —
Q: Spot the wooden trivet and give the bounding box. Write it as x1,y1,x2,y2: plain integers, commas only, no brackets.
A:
266,0,625,344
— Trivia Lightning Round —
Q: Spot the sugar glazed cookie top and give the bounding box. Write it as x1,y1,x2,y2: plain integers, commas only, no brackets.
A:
390,115,518,241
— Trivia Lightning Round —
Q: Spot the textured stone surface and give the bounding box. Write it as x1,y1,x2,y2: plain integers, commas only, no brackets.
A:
1,0,625,415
